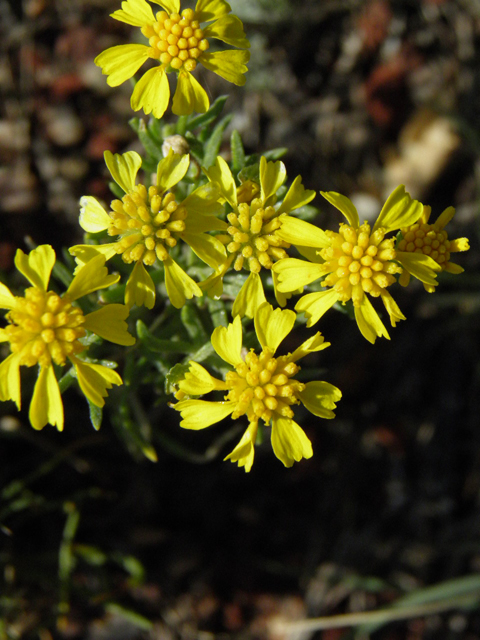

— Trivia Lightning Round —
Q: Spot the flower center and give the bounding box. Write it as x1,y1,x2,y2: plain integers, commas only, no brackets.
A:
321,222,401,305
109,184,186,265
397,222,451,269
5,288,86,368
221,199,290,273
225,348,304,424
142,8,209,72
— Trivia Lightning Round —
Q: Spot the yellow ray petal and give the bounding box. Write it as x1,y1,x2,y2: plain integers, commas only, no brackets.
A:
373,185,422,234
194,0,232,23
211,315,243,366
15,244,55,291
111,0,155,25
271,416,313,467
125,260,156,309
224,422,258,473
204,155,237,207
83,304,135,346
156,150,190,193
0,353,21,408
232,272,267,319
72,357,123,408
95,44,151,87
79,196,111,233
254,303,295,353
289,332,330,362
174,399,236,429
380,290,406,327
131,66,170,118
104,150,142,193
259,156,286,203
67,253,119,301
199,50,250,86
69,244,118,269
182,183,224,218
164,257,202,308
450,237,470,252
182,232,226,270
277,214,330,249
203,14,249,48
29,365,64,431
353,295,389,343
295,289,339,327
298,381,342,419
273,257,329,292
320,191,359,228
172,70,209,116
0,282,16,309
396,251,440,286
179,361,228,395
435,205,455,229
150,0,180,13
277,175,316,215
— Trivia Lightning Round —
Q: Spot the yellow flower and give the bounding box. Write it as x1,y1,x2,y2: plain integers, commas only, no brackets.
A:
273,186,441,344
95,0,250,119
0,245,135,431
173,303,341,471
397,204,470,292
70,149,227,309
202,155,316,318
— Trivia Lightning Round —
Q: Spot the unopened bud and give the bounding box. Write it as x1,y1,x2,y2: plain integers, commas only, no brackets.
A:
162,134,189,157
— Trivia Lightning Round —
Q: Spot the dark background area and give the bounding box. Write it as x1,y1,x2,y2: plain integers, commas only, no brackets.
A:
1,0,480,638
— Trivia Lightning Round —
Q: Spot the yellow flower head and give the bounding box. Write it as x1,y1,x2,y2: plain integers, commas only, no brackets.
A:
202,155,316,318
0,245,135,431
273,185,441,343
173,303,341,471
95,0,250,119
397,204,470,292
70,149,227,309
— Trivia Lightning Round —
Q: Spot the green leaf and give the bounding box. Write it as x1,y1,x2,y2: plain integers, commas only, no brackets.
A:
105,603,153,631
185,95,228,132
108,180,126,199
165,362,191,395
230,129,245,174
263,147,288,160
137,118,163,161
202,114,233,169
87,399,103,431
181,305,208,342
136,319,192,354
238,162,259,183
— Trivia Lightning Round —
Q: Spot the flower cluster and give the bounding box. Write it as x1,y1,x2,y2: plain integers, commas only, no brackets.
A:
0,0,471,472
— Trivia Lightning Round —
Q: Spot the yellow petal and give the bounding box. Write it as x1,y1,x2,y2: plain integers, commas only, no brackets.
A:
298,381,342,419
273,257,329,293
320,191,359,228
450,237,470,252
174,398,236,429
79,196,111,233
150,0,180,13
277,175,316,215
110,0,155,25
224,422,258,473
0,353,21,408
131,66,170,118
29,365,64,431
125,260,156,309
15,244,55,291
182,232,226,270
271,269,291,308
156,150,190,193
182,183,224,218
271,416,313,467
211,315,243,366
353,295,389,343
72,357,123,408
104,150,142,193
380,290,406,327
259,156,286,203
204,155,237,207
172,70,209,116
83,304,136,346
69,244,118,269
0,282,16,309
444,262,464,274
179,361,228,395
203,14,249,48
67,253,120,301
164,257,202,308
276,215,330,249
199,50,250,86
95,44,151,87
254,302,295,353
295,289,339,327
232,272,267,319
373,185,422,234
289,332,330,362
396,251,440,286
435,205,455,229
194,0,232,23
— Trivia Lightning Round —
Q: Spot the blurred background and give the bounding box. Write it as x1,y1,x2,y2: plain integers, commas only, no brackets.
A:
1,0,480,637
